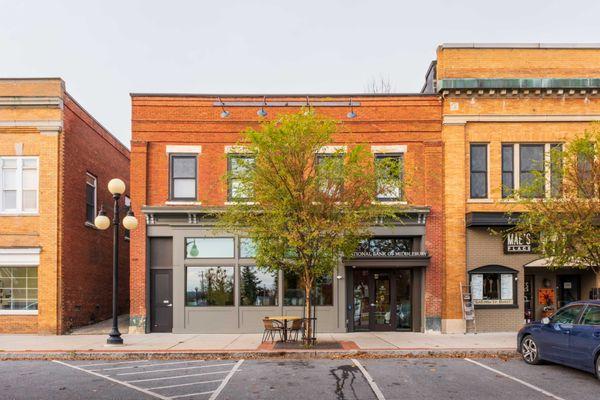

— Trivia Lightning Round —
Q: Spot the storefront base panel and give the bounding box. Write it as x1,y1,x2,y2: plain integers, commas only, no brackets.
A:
425,316,441,332
473,308,522,332
0,315,38,333
442,318,465,333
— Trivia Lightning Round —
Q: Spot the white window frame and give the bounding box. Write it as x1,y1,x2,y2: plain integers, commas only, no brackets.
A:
0,156,39,215
0,248,40,315
85,172,97,225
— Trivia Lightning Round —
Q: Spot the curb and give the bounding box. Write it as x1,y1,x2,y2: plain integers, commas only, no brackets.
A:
0,348,518,361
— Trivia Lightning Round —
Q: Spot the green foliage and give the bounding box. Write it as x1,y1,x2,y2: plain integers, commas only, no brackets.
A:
219,110,406,340
511,123,600,275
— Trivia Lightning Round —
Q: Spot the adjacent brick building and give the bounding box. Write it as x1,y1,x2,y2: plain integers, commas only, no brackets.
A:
0,78,130,334
129,94,444,333
429,44,600,332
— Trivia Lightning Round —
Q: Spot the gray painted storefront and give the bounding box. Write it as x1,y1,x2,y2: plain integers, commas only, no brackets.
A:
143,206,431,334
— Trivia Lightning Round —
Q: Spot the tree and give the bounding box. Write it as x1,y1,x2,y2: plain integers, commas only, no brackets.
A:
512,124,600,280
219,110,403,344
240,266,261,306
365,75,395,93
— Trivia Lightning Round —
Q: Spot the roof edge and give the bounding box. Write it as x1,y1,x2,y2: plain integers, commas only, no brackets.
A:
439,43,600,50
130,92,437,98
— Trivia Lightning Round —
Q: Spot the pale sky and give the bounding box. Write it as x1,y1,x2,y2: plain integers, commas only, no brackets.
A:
2,0,600,146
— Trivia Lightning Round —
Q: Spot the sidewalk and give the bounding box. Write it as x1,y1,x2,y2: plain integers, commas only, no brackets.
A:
0,331,517,359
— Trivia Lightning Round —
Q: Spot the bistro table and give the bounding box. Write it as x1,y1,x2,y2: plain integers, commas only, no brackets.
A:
266,316,301,342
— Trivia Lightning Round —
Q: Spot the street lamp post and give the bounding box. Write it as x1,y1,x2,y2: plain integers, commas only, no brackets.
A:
95,178,138,345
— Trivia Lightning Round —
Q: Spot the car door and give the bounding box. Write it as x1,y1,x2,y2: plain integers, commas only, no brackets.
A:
568,305,600,372
537,304,584,363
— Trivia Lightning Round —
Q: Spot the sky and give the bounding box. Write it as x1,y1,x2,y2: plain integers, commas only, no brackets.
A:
2,0,600,147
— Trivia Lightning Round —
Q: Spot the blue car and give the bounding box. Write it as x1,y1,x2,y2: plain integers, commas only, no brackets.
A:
517,300,600,380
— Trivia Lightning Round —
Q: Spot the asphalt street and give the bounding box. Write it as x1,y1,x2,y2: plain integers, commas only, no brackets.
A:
0,357,598,400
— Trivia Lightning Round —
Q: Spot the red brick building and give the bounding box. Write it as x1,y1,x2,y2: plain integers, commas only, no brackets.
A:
0,78,130,334
129,94,443,333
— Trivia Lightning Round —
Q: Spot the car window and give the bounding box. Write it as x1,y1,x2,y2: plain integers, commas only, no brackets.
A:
581,306,600,326
551,305,584,324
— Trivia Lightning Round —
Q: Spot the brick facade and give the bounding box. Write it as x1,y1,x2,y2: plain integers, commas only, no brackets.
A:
130,95,444,332
0,79,130,334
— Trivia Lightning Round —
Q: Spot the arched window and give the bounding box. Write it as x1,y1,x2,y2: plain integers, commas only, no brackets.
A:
469,265,518,308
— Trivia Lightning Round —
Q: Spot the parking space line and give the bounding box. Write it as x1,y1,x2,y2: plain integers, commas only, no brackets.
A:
76,360,153,368
128,370,232,384
90,359,206,372
464,358,566,400
208,359,243,400
52,360,169,400
148,379,224,390
170,390,214,399
117,362,236,376
351,359,386,400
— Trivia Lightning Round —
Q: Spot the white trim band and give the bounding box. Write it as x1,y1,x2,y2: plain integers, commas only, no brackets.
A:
224,145,252,154
371,145,407,154
0,247,41,266
317,145,347,153
166,145,202,154
444,114,600,125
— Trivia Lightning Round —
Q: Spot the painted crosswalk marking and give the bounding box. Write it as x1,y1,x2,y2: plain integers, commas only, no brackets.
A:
53,359,243,400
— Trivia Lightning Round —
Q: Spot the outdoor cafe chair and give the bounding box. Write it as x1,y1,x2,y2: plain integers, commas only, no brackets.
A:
262,317,284,343
288,318,304,342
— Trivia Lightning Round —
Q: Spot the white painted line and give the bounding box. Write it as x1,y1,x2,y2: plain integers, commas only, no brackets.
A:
90,359,205,372
128,370,231,384
52,360,169,400
464,358,566,400
76,360,153,368
170,390,215,399
351,358,386,400
117,362,236,376
209,359,244,400
148,379,223,390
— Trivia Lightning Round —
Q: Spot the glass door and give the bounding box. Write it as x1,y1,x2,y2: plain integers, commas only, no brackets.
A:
372,271,392,330
395,270,411,330
352,269,370,331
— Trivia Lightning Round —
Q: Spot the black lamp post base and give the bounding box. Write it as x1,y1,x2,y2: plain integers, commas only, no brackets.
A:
107,332,123,345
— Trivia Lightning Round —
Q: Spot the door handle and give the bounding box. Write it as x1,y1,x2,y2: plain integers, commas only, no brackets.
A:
167,304,173,307
163,300,170,304
593,331,600,338
370,303,375,307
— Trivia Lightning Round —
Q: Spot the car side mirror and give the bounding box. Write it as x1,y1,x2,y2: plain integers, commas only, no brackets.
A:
541,317,551,325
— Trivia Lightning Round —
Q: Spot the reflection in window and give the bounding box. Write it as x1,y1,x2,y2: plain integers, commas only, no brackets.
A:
581,306,600,325
283,272,333,306
228,155,255,201
186,266,234,306
185,238,234,258
551,305,584,324
356,238,413,255
170,155,197,200
470,144,488,199
0,267,38,311
239,238,257,258
240,266,278,306
520,144,545,198
375,154,403,201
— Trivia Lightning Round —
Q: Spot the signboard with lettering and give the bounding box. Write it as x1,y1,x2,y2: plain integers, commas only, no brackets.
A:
503,232,535,254
351,250,428,258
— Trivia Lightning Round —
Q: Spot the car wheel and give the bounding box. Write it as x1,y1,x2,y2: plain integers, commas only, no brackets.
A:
596,354,600,381
521,335,541,365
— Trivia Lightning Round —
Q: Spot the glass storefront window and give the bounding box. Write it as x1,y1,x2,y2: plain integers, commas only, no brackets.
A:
356,237,413,256
0,266,38,311
239,266,278,306
283,272,333,306
185,238,234,258
239,238,257,258
470,271,515,305
186,266,234,306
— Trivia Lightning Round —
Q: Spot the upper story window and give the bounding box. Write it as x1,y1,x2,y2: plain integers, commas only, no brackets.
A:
170,155,197,201
469,144,488,199
501,143,562,199
375,154,403,201
315,152,344,194
0,157,38,214
228,154,255,202
85,173,97,224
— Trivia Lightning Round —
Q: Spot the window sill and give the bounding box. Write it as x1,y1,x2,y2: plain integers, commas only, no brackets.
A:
224,201,256,205
0,212,39,216
0,310,38,315
372,200,408,205
165,201,202,206
467,199,494,204
473,304,518,309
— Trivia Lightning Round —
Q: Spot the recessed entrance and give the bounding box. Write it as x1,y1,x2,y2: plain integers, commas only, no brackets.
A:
351,268,412,331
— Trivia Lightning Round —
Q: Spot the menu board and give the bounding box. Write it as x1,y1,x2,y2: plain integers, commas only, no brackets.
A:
500,274,513,300
471,274,483,300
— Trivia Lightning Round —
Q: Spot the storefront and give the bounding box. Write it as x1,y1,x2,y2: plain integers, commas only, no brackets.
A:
142,206,432,333
466,212,597,332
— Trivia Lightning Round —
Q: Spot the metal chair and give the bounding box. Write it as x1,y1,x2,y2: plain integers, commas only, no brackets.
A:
288,318,304,342
262,318,283,342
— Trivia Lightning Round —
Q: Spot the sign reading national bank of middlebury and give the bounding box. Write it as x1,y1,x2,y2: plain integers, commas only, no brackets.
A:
352,250,429,258
503,232,535,254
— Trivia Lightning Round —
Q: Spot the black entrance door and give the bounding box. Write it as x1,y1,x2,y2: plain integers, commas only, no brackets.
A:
151,269,173,332
351,268,412,331
557,275,581,309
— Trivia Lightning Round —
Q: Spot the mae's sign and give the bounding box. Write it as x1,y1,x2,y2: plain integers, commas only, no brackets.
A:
504,232,535,254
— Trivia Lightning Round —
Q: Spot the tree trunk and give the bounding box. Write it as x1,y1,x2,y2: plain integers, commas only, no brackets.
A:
302,274,314,346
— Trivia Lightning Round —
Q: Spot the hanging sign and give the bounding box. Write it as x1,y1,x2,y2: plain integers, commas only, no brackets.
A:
503,232,535,254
